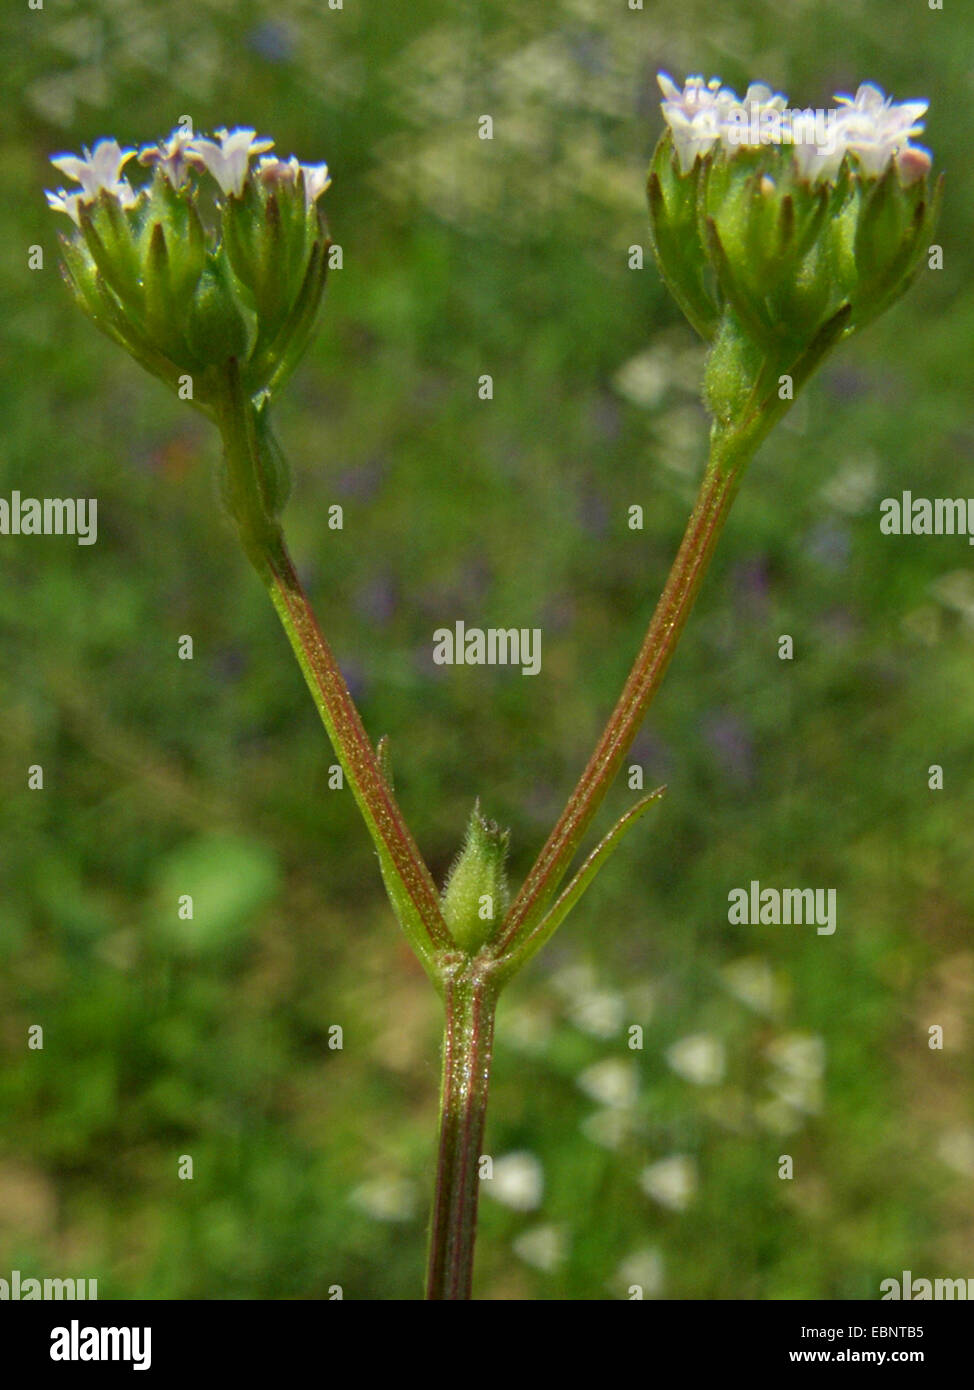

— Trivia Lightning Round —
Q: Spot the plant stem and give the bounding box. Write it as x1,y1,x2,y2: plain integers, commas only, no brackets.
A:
495,426,755,955
426,961,500,1300
259,533,455,961
215,361,452,970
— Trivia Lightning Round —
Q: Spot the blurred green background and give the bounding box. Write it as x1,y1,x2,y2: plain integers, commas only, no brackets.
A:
1,0,972,1300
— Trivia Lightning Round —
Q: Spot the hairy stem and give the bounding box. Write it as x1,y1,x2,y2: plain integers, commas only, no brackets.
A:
426,963,499,1300
258,535,451,949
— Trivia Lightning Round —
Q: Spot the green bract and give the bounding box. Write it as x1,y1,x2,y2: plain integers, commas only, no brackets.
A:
441,804,512,954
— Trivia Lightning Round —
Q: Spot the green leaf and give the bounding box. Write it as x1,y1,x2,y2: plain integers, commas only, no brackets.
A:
496,787,666,980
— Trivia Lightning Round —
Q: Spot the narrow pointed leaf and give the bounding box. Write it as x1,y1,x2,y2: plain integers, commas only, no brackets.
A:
496,787,666,980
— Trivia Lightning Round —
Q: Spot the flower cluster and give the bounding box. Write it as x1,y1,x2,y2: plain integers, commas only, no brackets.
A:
45,127,332,407
47,128,331,225
648,74,940,436
658,73,931,186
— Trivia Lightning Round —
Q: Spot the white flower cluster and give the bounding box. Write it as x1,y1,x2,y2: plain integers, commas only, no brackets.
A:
46,127,331,225
658,73,931,185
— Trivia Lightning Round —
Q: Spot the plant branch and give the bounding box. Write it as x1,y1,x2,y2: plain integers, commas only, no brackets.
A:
216,361,453,972
257,533,453,964
494,425,756,957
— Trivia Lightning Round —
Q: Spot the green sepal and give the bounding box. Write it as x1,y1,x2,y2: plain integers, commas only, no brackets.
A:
647,133,719,342
221,176,264,291
142,222,185,360
78,198,142,315
140,170,207,307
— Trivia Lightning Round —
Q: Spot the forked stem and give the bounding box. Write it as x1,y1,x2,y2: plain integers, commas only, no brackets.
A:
221,362,758,1300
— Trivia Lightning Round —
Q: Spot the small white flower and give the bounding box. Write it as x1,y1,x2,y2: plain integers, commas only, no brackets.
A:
190,127,274,198
485,1151,544,1211
138,127,202,187
790,128,848,186
742,81,788,113
568,988,626,1038
300,161,331,210
766,1032,825,1081
45,188,86,226
835,83,929,180
639,1154,697,1212
576,1058,638,1108
348,1175,418,1222
764,1034,825,1117
754,1097,803,1135
615,1247,665,1298
257,153,300,188
768,1070,822,1115
895,143,933,185
50,137,137,199
665,1032,725,1086
658,72,738,174
720,956,779,1016
721,81,789,151
580,1107,633,1150
47,138,140,221
511,1223,568,1272
258,155,331,212
937,1127,974,1178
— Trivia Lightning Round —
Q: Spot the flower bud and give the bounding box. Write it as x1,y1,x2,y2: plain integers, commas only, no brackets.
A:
185,249,258,367
851,162,939,329
440,803,511,954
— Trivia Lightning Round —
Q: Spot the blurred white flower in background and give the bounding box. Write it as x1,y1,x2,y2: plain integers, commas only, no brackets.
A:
577,1058,639,1108
640,1154,697,1212
581,1108,634,1150
349,1176,419,1223
666,1033,726,1086
615,1247,665,1298
721,956,782,1016
512,1223,568,1272
937,1128,974,1179
486,1152,544,1211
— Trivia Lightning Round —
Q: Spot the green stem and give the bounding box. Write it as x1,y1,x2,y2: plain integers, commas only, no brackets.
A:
494,425,756,957
425,961,500,1300
258,536,451,955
